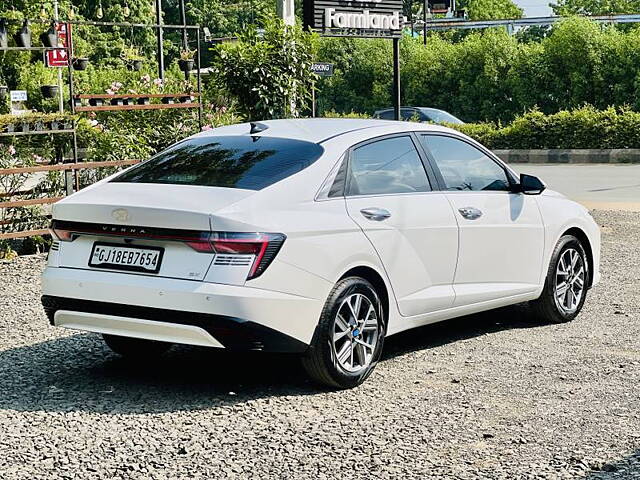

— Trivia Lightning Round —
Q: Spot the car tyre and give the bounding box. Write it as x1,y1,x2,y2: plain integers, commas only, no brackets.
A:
302,277,385,389
102,334,172,358
530,235,589,323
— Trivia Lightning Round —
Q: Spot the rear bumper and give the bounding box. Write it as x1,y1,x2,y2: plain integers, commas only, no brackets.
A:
41,266,324,352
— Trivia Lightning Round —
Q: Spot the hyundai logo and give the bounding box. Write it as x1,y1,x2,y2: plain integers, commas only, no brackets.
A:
111,208,130,222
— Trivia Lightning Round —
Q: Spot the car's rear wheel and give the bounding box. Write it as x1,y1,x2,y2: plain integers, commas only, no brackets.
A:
102,334,172,358
530,234,589,323
302,277,385,389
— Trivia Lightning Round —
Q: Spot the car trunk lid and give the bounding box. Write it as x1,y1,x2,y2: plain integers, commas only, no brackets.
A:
51,183,255,282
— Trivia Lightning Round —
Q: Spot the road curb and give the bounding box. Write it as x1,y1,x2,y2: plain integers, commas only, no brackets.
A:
493,149,640,164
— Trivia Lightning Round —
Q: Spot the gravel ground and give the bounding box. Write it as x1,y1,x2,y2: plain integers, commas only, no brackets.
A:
0,210,639,479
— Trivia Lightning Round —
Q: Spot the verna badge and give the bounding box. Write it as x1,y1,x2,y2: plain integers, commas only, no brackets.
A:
112,208,130,222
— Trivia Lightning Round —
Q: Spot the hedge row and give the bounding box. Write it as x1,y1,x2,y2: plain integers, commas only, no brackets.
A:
448,107,640,149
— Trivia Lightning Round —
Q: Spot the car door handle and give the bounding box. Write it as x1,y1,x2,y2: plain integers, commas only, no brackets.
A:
360,207,391,221
458,207,483,220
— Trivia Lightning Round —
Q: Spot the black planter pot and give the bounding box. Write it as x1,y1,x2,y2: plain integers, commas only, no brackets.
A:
14,20,31,48
161,96,175,104
137,97,150,105
0,86,7,100
73,58,89,71
88,98,104,107
110,98,125,106
73,98,83,107
41,85,59,98
179,96,193,103
40,23,58,47
132,60,143,71
178,59,194,72
0,19,8,49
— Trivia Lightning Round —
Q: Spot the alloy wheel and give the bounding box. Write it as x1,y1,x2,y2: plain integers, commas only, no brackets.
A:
331,293,380,373
554,248,586,314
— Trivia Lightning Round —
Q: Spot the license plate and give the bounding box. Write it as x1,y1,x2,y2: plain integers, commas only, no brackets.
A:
89,242,164,273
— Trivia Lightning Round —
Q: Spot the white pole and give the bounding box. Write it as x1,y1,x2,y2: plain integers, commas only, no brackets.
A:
276,0,296,26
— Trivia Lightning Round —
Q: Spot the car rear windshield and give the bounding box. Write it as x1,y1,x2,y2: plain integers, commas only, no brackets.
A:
112,135,325,190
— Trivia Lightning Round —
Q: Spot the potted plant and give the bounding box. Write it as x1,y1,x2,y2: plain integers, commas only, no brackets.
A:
34,114,45,131
0,114,11,133
73,57,89,71
40,22,58,47
122,46,144,71
178,49,195,73
0,19,8,49
0,78,7,101
40,69,59,99
40,84,59,98
88,97,104,107
14,19,31,48
18,115,30,132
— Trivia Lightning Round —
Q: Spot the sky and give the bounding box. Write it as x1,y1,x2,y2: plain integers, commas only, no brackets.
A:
514,0,553,17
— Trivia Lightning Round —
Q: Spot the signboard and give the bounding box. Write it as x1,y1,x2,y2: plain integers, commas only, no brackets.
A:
10,90,28,115
46,23,69,67
303,0,404,38
10,90,27,102
310,62,334,76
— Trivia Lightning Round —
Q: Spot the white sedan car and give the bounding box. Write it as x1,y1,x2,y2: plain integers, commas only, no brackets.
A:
42,119,600,389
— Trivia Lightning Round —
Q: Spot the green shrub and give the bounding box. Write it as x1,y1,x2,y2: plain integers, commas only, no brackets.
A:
322,110,372,118
449,106,640,149
211,18,317,120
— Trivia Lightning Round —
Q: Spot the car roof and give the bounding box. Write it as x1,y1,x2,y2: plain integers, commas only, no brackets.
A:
193,118,449,144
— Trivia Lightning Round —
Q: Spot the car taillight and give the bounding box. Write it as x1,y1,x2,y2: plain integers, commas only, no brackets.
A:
49,225,74,242
187,232,286,280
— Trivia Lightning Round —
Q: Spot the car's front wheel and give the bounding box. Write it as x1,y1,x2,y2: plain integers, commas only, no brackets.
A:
302,277,385,389
530,234,590,323
102,334,172,358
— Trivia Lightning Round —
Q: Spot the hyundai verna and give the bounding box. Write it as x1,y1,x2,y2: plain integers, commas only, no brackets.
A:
41,119,600,389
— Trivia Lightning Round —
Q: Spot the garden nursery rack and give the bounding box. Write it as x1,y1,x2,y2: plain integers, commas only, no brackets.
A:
0,17,203,240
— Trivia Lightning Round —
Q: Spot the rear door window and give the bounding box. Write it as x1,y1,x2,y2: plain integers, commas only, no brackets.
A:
112,135,325,191
347,136,431,196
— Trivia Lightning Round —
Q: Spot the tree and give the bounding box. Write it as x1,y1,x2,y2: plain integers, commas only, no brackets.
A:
551,0,640,15
211,18,317,120
460,0,524,20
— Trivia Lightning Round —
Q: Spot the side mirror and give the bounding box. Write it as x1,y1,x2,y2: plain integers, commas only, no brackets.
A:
514,173,546,195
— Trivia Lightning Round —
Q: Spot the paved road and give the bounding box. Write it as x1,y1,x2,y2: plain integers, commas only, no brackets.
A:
513,164,640,211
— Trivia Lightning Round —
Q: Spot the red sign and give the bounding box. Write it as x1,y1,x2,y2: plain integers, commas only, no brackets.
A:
46,23,69,67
